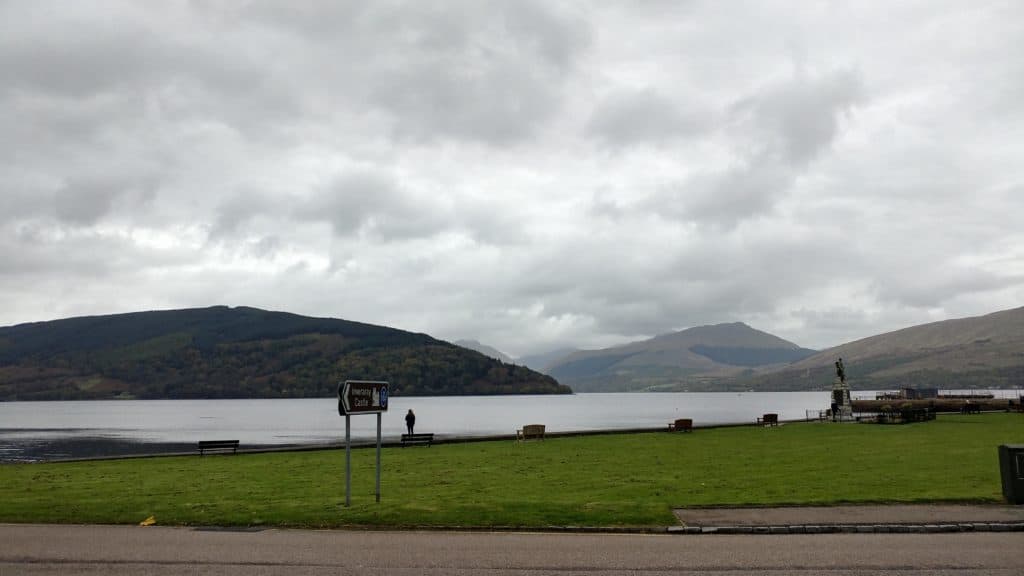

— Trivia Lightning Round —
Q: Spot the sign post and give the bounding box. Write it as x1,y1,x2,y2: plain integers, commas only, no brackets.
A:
345,411,351,506
338,380,389,507
376,412,382,502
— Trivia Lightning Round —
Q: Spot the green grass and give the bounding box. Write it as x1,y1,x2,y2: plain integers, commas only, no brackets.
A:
0,414,1020,528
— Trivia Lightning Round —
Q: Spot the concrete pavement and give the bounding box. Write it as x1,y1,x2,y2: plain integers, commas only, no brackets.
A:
673,504,1024,534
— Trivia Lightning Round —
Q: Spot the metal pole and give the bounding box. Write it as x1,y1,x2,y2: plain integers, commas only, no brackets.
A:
345,414,351,507
376,412,382,503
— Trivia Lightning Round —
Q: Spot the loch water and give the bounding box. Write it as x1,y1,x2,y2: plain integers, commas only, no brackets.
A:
1,390,1017,462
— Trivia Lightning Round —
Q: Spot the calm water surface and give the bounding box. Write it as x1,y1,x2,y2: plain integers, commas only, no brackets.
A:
1,390,1016,461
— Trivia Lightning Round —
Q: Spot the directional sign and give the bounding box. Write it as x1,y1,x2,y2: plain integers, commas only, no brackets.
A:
338,380,389,415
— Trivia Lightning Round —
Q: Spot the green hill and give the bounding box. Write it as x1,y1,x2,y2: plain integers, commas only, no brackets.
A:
0,306,570,400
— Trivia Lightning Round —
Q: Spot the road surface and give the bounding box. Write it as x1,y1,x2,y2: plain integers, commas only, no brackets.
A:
1,524,1021,575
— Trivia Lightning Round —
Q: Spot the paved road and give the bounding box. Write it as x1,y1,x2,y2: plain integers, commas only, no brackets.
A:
2,524,1022,575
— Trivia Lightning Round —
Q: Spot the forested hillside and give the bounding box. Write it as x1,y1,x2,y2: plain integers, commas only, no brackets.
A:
0,306,571,400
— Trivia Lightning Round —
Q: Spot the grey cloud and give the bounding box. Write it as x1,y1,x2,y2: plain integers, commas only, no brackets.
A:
452,200,530,246
1,1,1021,360
0,92,120,151
364,1,589,143
295,172,393,234
0,32,153,98
211,191,282,239
239,0,589,144
1,172,158,227
245,236,283,260
237,2,369,39
53,180,117,225
586,89,708,147
481,238,697,339
2,0,587,165
657,69,866,227
54,174,159,225
293,173,532,246
214,175,522,248
787,307,891,350
730,69,864,166
0,187,52,224
481,219,872,342
0,7,301,151
0,27,266,106
372,63,551,144
588,187,627,220
674,161,792,224
784,303,957,351
0,222,192,278
297,171,451,241
874,267,1020,310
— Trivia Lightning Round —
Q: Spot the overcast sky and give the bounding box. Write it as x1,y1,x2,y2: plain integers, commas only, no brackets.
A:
2,1,1022,357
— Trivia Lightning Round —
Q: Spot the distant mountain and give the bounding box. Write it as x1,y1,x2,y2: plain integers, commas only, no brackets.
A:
0,306,571,400
751,306,1024,391
516,347,580,373
547,322,816,392
454,339,513,363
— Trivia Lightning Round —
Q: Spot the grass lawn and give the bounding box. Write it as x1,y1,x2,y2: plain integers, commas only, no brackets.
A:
0,414,1020,528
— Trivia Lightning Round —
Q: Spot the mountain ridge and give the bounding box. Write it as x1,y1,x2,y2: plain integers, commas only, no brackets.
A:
750,306,1024,390
516,347,580,373
547,322,817,392
4,305,1021,398
454,339,514,363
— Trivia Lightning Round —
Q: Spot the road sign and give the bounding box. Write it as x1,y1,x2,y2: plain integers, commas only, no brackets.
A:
337,380,389,506
338,380,389,415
